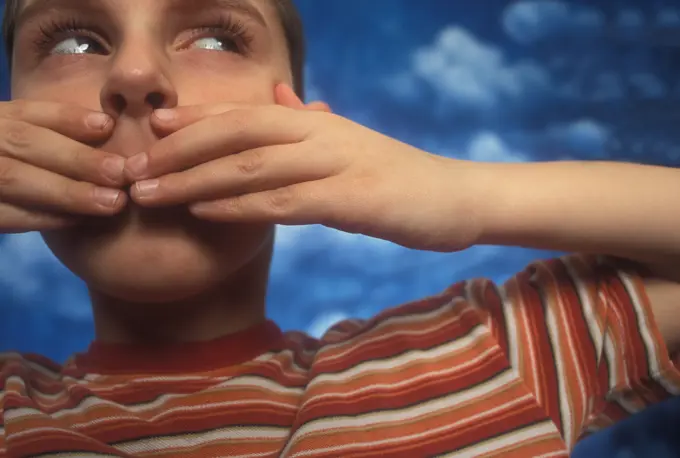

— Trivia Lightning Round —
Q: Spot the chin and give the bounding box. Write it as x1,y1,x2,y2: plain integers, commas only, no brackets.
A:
41,205,274,304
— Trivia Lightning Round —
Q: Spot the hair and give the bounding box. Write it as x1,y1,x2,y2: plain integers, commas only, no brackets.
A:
1,0,306,99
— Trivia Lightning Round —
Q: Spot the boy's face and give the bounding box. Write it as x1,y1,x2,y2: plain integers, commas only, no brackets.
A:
10,0,293,303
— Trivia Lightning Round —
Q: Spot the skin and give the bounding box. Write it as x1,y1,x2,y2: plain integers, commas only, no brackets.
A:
5,0,680,354
7,0,296,343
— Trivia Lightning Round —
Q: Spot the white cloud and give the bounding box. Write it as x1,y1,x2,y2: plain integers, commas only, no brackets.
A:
412,27,549,111
592,72,626,101
0,233,55,299
0,233,91,319
503,1,603,44
466,132,527,163
275,224,400,254
547,120,610,156
617,9,645,30
629,73,666,99
657,9,680,27
303,65,324,102
307,311,350,338
502,1,571,44
384,72,420,101
572,9,605,30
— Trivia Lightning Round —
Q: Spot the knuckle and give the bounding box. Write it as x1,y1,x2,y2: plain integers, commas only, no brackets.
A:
0,157,17,189
63,180,87,208
266,187,295,213
235,149,265,176
71,145,93,170
3,99,27,120
2,119,33,153
56,104,78,127
225,109,253,136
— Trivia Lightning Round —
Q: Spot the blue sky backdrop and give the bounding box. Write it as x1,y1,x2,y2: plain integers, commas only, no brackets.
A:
2,1,680,456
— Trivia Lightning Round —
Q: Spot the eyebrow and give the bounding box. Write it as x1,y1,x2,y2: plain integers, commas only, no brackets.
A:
15,0,269,31
167,0,269,28
16,0,106,30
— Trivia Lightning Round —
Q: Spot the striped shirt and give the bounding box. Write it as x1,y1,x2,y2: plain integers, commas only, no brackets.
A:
1,254,679,457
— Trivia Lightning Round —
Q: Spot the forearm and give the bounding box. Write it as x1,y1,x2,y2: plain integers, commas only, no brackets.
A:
468,160,680,271
464,159,680,352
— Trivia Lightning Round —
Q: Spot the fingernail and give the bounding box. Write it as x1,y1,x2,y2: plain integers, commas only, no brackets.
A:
136,179,159,197
154,109,175,122
126,152,149,179
102,156,125,183
94,188,122,207
86,113,112,130
191,202,215,212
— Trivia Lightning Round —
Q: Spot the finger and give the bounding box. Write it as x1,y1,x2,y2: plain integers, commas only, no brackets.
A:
0,117,126,187
130,105,312,181
274,83,332,113
0,100,113,143
306,101,332,113
274,83,306,109
150,101,245,135
0,201,79,233
130,143,337,206
189,180,331,225
0,157,127,215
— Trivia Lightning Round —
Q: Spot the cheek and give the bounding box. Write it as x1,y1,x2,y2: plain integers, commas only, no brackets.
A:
171,56,279,106
12,70,106,111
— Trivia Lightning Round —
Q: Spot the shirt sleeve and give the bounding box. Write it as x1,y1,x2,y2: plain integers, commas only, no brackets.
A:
448,253,680,449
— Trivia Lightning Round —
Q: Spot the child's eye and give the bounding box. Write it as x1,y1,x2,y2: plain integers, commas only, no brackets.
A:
189,36,239,53
51,36,107,55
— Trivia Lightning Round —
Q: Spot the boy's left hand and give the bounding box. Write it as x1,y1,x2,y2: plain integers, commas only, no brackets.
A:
126,84,481,252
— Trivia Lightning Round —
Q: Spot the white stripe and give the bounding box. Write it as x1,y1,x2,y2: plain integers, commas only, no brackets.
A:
605,304,637,414
35,453,121,458
0,352,61,380
315,296,465,362
499,277,539,403
308,345,499,406
544,295,573,446
568,257,621,401
7,398,297,432
566,258,605,366
439,422,561,458
621,270,680,395
558,260,598,435
498,280,519,372
5,376,302,422
117,426,289,455
533,452,569,458
287,391,544,457
307,315,485,388
65,350,308,395
286,368,519,455
9,426,104,442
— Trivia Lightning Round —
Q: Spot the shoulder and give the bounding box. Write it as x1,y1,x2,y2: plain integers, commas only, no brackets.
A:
284,279,501,375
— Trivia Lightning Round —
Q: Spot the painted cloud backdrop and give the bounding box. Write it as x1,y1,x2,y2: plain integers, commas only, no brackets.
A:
2,1,680,456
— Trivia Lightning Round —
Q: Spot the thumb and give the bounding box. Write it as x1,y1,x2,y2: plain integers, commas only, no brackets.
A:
274,83,333,113
151,102,244,134
274,83,306,109
305,101,332,113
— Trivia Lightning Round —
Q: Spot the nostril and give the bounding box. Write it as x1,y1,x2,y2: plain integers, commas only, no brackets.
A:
146,92,166,109
110,94,126,113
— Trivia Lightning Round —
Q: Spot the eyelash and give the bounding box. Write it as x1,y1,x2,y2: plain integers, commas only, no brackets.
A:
31,14,255,56
186,16,255,54
33,17,106,55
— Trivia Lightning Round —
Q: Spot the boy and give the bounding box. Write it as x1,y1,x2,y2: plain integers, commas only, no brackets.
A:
0,0,679,456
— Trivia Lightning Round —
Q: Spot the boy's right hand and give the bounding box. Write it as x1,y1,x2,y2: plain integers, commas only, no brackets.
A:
0,100,128,234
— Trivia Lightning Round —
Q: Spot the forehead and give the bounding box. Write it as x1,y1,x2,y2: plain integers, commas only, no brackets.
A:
17,0,281,28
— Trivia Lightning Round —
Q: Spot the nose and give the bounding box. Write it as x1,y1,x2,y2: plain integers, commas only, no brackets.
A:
100,42,178,118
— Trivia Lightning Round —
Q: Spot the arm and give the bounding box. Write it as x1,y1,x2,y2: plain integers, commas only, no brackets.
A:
461,160,680,353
